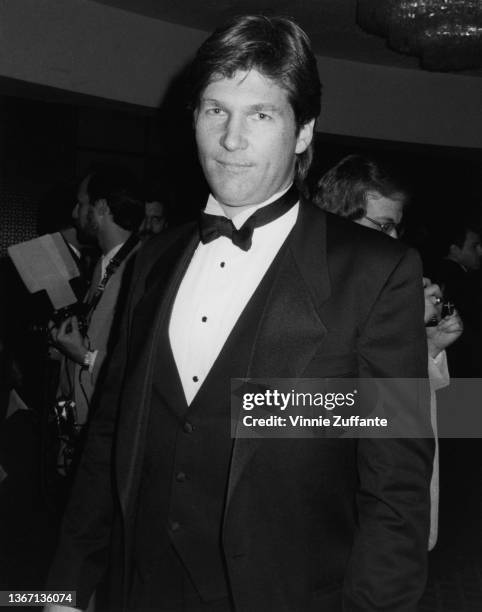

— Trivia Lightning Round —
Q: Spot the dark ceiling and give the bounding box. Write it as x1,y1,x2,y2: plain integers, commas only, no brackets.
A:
92,0,480,75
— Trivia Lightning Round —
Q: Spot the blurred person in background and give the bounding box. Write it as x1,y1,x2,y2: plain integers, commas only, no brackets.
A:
432,222,482,377
139,184,168,239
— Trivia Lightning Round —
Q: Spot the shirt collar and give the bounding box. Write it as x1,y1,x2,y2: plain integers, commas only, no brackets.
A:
204,183,293,230
102,243,123,264
67,242,81,259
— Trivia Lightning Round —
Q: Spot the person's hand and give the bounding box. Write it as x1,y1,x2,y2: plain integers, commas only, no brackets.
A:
426,310,463,358
423,277,443,325
49,316,87,365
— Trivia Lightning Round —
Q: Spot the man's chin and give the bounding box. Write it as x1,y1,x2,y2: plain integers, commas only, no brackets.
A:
211,181,265,208
212,191,252,208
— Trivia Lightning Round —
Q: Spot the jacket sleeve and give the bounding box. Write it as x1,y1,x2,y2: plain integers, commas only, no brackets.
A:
343,247,434,611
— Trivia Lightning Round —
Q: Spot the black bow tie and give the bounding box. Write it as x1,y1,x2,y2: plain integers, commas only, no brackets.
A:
199,185,299,251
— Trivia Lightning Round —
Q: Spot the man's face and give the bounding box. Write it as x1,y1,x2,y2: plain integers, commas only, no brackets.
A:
355,191,404,239
139,201,166,236
194,69,314,216
72,175,99,244
454,230,482,270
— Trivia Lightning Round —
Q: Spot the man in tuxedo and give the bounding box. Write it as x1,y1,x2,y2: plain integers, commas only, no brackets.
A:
47,16,433,612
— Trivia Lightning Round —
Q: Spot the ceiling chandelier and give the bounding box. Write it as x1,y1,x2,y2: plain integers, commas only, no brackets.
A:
356,0,482,72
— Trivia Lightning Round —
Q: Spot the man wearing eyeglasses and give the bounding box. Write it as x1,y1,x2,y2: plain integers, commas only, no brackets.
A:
357,194,403,237
312,154,405,237
313,153,463,551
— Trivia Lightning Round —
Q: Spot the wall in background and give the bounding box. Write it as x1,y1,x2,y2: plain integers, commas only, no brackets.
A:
0,0,481,149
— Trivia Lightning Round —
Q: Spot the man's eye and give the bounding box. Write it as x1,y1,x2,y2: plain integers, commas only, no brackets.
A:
206,107,224,116
254,112,270,120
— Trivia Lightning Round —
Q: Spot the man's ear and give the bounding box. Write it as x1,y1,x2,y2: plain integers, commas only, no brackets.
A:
295,119,315,155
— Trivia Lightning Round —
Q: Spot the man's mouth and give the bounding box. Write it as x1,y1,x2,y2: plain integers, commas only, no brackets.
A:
216,160,253,170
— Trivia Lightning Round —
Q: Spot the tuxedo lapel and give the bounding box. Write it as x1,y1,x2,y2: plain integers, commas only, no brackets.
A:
247,200,331,378
128,226,199,348
227,201,332,510
117,226,199,516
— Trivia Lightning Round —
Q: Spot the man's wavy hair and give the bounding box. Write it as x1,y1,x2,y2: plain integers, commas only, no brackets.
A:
312,155,408,219
85,165,144,231
188,15,322,184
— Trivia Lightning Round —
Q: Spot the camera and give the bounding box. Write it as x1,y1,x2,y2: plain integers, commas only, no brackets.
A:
425,299,456,327
441,301,455,318
51,302,89,336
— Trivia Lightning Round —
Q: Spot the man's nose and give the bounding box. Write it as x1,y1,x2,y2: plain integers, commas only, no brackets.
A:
220,115,248,151
72,203,79,220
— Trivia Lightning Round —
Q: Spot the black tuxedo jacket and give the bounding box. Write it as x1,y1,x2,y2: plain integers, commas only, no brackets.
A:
49,201,433,611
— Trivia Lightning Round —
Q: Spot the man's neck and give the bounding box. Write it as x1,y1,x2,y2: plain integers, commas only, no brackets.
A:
211,183,294,224
98,226,131,256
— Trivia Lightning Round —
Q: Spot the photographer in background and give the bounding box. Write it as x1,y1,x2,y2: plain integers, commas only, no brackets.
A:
49,166,144,472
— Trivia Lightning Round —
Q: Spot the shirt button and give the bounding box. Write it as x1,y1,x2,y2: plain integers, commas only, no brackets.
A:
220,261,225,268
170,521,181,532
201,316,207,322
183,421,194,434
176,471,186,482
193,376,199,382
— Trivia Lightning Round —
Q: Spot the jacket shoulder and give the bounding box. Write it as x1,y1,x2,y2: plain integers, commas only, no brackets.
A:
301,200,417,267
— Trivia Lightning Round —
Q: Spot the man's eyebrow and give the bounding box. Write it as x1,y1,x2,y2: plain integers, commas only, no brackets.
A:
199,99,283,113
200,97,222,105
246,103,285,114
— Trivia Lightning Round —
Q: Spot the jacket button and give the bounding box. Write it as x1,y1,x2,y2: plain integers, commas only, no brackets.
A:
170,521,181,532
183,421,194,434
176,471,186,482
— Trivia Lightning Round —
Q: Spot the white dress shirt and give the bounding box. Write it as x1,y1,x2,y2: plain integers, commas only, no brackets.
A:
169,186,299,405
